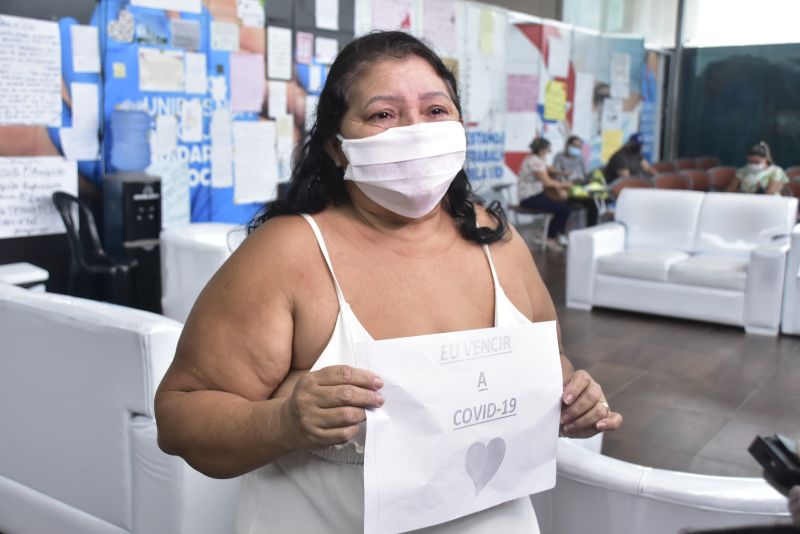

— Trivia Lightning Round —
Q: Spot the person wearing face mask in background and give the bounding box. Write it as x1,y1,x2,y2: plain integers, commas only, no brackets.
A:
154,31,621,534
728,141,789,195
553,136,598,227
603,132,654,182
518,137,573,251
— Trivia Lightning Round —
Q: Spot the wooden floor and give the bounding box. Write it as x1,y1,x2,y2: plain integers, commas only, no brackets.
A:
528,236,800,477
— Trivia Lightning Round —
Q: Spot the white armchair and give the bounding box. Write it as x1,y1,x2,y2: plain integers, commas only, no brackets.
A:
567,190,797,335
0,284,239,534
160,223,242,323
532,439,790,534
780,224,800,335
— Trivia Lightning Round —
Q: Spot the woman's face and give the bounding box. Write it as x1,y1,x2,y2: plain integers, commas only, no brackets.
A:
338,56,459,141
747,155,767,166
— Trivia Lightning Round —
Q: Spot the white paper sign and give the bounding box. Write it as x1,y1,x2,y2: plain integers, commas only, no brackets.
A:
0,15,62,127
138,48,185,92
211,108,234,188
70,82,99,131
547,36,569,79
267,26,293,81
601,97,623,131
610,52,631,99
211,21,240,52
316,0,339,31
572,71,594,142
268,80,288,118
358,322,562,534
314,36,338,65
59,127,99,161
0,157,78,238
185,52,207,94
233,120,278,204
131,0,201,14
180,98,203,142
71,25,100,73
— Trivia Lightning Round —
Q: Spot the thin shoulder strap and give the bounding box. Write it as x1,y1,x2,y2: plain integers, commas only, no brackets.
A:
300,214,347,305
481,244,502,292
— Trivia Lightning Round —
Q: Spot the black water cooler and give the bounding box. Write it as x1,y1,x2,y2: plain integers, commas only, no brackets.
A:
103,172,162,313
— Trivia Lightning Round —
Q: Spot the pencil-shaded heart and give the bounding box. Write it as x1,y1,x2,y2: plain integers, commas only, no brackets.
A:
465,437,506,494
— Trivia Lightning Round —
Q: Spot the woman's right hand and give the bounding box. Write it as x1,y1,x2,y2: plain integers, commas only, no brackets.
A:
282,365,384,451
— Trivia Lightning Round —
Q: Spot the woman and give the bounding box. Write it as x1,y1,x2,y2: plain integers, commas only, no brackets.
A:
518,137,573,250
553,135,598,227
729,141,789,194
155,32,621,533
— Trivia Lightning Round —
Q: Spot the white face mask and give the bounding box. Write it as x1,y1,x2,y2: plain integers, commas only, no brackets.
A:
748,162,767,172
337,121,466,219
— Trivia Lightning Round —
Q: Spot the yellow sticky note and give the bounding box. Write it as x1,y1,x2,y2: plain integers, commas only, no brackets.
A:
112,62,126,78
479,9,494,55
601,129,624,163
543,80,567,121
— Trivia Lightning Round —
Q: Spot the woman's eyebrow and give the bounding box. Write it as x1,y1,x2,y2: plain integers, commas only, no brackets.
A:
364,91,452,108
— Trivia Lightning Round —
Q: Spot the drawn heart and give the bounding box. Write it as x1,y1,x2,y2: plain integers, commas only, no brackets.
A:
465,437,506,495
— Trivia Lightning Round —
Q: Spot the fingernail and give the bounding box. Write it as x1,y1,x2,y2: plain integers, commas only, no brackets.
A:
563,424,573,433
596,422,607,431
375,393,385,405
564,393,574,405
373,377,383,389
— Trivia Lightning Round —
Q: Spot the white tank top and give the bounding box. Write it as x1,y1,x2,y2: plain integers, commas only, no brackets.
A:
300,214,532,464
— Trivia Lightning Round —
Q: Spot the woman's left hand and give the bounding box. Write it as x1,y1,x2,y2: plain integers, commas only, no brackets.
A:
559,369,623,438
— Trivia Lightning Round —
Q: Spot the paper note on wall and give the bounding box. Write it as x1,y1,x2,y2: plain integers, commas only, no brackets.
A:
479,9,494,55
372,0,413,31
314,36,338,65
423,0,457,53
180,98,203,143
139,48,185,92
233,120,278,204
185,52,207,94
547,36,569,79
543,80,567,121
571,71,594,142
0,157,78,238
600,97,623,131
268,80,288,118
230,52,266,112
610,53,630,99
59,128,99,161
155,115,178,161
296,31,314,65
71,25,100,73
0,15,62,127
70,83,99,131
506,74,538,113
238,0,265,28
211,21,239,52
131,0,201,13
267,26,293,81
308,65,322,92
316,0,339,31
601,129,624,163
146,156,190,228
171,18,201,50
211,108,233,188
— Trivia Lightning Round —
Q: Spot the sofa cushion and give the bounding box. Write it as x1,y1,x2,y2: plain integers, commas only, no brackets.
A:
596,249,690,282
615,189,705,252
694,193,798,256
667,254,748,291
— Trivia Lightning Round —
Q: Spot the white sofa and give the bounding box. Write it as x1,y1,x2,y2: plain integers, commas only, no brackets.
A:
567,189,798,335
0,284,240,534
160,223,243,323
531,439,790,534
781,224,800,335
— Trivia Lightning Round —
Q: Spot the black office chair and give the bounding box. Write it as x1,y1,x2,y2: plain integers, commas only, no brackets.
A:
52,191,138,306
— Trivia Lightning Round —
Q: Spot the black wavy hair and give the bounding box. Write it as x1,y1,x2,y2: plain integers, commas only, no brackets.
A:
248,31,508,245
529,137,551,155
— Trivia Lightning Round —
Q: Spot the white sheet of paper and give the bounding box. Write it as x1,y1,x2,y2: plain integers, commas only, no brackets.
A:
59,127,99,161
267,26,292,80
70,25,100,73
547,36,569,79
233,120,278,204
610,52,631,99
372,0,413,30
180,98,203,143
314,36,338,65
139,48,185,92
170,18,201,50
268,80,288,118
276,114,294,181
308,65,322,92
601,97,623,131
572,71,595,142
357,322,562,534
155,115,178,160
211,21,240,52
210,108,233,188
146,157,190,228
184,52,207,94
0,157,77,238
304,95,319,132
315,0,339,31
131,0,201,14
0,15,62,127
238,0,265,27
70,82,98,131
423,0,457,53
295,31,314,65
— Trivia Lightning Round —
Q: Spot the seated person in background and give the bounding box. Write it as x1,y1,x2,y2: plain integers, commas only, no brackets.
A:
728,141,789,195
518,138,572,251
553,136,598,227
604,132,653,181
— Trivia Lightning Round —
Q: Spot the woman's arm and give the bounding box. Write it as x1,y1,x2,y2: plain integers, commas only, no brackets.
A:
155,217,383,478
535,169,571,191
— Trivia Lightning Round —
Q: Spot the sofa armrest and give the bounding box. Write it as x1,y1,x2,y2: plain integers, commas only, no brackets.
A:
781,224,800,334
566,223,626,310
744,235,791,335
130,416,240,534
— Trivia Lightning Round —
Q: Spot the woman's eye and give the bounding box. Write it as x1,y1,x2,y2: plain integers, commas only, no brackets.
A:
430,107,448,116
370,111,392,120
